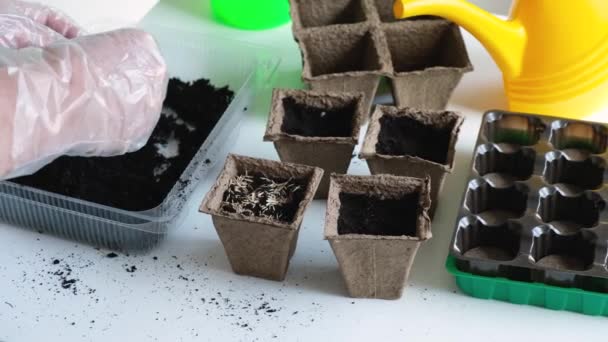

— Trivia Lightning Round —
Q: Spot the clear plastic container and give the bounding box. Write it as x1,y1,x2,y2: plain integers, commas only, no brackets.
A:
0,27,280,251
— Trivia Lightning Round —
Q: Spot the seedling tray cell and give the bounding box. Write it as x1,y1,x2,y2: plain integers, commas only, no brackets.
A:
0,28,279,252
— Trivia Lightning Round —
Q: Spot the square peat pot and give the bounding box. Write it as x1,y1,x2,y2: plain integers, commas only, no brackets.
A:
297,24,392,115
264,89,365,198
200,154,323,281
325,174,432,299
289,0,373,30
360,105,464,216
383,20,472,110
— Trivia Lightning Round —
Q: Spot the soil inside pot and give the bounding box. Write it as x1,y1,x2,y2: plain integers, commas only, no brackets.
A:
221,173,307,223
12,78,234,211
281,97,356,137
337,192,419,236
376,115,451,164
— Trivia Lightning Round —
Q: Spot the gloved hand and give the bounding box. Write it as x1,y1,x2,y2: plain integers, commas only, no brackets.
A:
0,0,168,180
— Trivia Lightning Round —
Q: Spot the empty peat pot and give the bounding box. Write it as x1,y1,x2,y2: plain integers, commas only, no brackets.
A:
383,19,472,110
324,174,432,299
295,24,392,115
289,0,372,30
200,154,323,281
264,89,365,198
360,105,463,216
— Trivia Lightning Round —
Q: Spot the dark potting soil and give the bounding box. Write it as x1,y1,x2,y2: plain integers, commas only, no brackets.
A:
376,115,452,164
12,78,234,211
281,97,356,137
221,173,307,223
337,192,420,236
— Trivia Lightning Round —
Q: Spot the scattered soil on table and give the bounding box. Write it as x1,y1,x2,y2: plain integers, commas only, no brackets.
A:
221,173,306,223
281,97,356,137
8,239,326,336
12,78,234,211
337,192,420,236
376,115,451,164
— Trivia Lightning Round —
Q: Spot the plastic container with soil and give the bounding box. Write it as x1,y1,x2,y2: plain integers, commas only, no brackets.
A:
0,28,280,252
449,110,608,299
200,154,323,281
359,105,464,216
264,89,365,198
296,24,392,116
383,20,472,110
324,174,432,299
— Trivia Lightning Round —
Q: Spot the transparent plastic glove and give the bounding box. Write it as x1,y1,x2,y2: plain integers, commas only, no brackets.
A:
0,1,168,180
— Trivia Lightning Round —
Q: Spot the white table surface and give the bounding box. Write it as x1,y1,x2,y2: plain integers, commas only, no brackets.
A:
2,1,607,341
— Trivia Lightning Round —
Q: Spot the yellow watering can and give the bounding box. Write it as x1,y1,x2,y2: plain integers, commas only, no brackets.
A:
394,0,608,121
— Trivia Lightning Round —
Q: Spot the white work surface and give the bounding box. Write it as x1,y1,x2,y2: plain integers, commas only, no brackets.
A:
1,1,607,341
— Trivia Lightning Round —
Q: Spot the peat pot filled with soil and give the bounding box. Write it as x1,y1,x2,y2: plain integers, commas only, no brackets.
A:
325,174,432,299
200,154,323,281
360,105,463,216
264,89,365,198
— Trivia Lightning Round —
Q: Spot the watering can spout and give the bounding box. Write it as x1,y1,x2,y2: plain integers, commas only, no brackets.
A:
394,0,526,78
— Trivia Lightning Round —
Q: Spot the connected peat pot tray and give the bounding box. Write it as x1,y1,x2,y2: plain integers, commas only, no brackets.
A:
289,0,472,115
448,110,608,316
0,28,279,252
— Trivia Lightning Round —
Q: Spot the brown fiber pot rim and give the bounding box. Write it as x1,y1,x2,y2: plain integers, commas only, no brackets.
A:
324,173,432,241
200,154,324,231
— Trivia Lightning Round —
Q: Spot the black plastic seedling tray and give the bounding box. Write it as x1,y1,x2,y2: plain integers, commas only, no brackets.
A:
450,110,608,293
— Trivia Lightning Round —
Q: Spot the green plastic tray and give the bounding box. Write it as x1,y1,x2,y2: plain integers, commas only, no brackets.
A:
446,256,608,316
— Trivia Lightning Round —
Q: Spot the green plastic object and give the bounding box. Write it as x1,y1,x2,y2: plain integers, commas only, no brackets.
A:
446,256,608,316
211,0,291,30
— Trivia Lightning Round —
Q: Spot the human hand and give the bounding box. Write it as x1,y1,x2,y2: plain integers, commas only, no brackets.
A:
0,0,168,180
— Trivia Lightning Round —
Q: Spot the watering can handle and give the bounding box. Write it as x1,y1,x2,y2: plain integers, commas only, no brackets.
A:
393,0,526,78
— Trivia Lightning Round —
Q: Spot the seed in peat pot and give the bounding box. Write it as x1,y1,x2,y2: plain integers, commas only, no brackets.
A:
221,173,306,222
